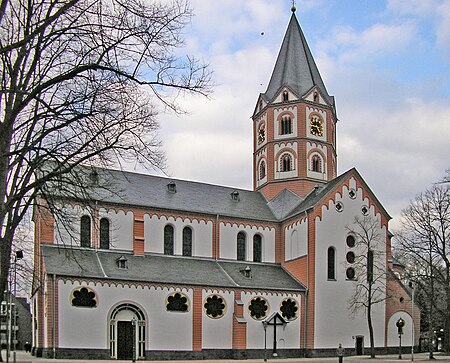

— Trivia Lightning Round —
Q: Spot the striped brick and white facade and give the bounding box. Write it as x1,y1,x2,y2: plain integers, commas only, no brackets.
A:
31,9,419,360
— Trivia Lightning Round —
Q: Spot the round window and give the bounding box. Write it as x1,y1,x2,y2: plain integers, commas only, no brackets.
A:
248,297,269,320
346,251,355,263
346,267,356,280
346,235,355,248
204,294,226,319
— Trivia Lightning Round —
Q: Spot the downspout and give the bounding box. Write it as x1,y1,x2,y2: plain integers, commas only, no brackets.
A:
303,288,308,351
52,274,56,359
215,214,220,260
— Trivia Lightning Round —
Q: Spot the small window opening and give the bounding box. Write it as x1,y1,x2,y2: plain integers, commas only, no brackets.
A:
116,256,128,269
313,92,319,103
281,154,292,172
283,91,289,102
259,160,266,180
259,100,263,111
312,155,321,172
231,190,240,201
280,116,292,135
241,266,252,278
167,181,176,193
89,170,99,184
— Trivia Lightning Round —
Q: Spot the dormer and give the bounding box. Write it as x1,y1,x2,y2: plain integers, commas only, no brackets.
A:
167,181,176,193
230,190,240,202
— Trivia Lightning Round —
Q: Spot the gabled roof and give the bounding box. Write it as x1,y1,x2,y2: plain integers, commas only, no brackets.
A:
51,166,278,222
282,168,392,221
267,188,303,220
41,245,306,292
263,12,335,109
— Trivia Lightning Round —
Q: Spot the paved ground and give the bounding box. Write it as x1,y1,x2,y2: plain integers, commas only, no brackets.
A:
1,351,450,363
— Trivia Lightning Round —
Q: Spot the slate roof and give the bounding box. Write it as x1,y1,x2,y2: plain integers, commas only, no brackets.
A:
57,167,279,222
263,12,335,109
41,245,306,292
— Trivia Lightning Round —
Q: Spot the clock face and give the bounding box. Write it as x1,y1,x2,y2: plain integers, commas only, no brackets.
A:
257,125,266,144
309,115,323,137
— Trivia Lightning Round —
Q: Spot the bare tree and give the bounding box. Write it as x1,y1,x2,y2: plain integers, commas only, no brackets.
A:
395,181,450,354
0,1,212,358
347,216,387,358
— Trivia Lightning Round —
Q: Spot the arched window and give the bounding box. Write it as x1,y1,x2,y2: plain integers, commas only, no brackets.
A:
281,154,292,172
253,235,262,262
280,116,292,135
99,218,110,249
80,215,91,248
283,91,289,102
327,247,336,280
164,225,174,255
182,227,192,257
237,232,246,261
259,160,266,179
312,155,321,172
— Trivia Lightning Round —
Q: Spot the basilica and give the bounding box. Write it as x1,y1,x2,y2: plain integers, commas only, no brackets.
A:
32,8,419,360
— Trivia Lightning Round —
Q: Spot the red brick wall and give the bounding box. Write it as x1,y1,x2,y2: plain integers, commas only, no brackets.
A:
232,291,247,350
385,273,421,346
192,288,203,351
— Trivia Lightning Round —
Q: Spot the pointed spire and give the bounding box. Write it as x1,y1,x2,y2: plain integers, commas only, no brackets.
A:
264,11,334,108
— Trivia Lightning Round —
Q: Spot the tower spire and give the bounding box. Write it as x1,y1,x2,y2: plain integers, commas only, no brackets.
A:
263,11,335,110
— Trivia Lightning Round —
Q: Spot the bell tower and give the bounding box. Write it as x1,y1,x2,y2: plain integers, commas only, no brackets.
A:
253,7,337,200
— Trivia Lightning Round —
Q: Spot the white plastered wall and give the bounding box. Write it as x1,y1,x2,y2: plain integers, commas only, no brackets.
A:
201,289,233,349
219,223,275,262
144,214,213,257
285,219,308,261
387,311,413,347
54,204,87,246
242,292,301,349
314,177,387,349
98,208,133,250
57,281,193,350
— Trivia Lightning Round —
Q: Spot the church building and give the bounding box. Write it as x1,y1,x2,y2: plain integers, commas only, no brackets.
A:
31,7,419,360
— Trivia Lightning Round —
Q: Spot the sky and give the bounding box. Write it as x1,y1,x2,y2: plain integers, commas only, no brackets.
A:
149,0,450,230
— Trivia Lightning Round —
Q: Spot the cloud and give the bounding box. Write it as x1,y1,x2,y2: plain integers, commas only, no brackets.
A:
141,1,450,231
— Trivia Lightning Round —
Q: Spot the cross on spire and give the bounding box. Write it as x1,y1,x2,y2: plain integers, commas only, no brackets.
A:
291,0,297,12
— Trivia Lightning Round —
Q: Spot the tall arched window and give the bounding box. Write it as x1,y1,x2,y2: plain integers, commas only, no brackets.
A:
80,215,91,248
182,227,192,257
164,225,174,255
312,155,321,172
99,218,110,249
280,116,292,135
237,232,246,261
281,154,292,172
253,235,262,262
259,160,266,179
327,247,336,280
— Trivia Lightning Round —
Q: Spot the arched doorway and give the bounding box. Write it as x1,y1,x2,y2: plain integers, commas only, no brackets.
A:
109,303,146,360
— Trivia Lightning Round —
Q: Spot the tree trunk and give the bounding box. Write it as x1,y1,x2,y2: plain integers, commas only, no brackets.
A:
368,291,375,358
